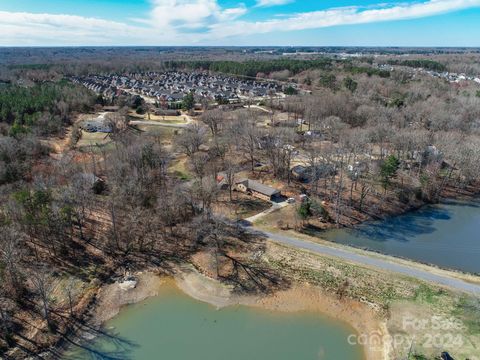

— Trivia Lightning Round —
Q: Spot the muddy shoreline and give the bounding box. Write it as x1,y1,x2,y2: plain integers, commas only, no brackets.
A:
318,185,480,231
57,267,386,360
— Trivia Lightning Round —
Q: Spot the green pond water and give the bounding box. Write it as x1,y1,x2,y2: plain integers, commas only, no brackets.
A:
64,285,364,360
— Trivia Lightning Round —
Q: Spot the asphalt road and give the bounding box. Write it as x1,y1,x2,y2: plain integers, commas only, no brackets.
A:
261,230,480,296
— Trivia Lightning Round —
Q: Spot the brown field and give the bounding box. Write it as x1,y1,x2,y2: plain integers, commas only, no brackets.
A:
213,191,272,220
76,130,111,148
128,111,188,124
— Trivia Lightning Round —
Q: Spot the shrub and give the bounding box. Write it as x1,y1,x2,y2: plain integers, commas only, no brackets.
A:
297,201,311,220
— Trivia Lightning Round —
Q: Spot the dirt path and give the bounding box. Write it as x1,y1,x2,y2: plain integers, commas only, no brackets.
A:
244,104,273,114
41,125,73,161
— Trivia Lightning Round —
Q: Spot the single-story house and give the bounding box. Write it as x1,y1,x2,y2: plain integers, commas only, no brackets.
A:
291,165,309,180
235,178,281,201
413,145,443,165
304,130,324,138
347,161,368,177
291,164,336,182
216,174,228,189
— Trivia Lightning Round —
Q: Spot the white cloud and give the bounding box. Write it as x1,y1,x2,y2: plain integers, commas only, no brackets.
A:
0,11,143,45
0,0,479,45
211,0,480,38
148,0,246,31
255,0,294,8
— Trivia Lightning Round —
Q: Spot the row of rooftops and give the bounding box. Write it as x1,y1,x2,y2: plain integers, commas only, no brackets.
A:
377,64,480,84
70,71,293,102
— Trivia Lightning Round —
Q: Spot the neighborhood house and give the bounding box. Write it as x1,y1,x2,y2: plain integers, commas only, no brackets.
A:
235,178,281,201
291,164,336,182
70,71,293,105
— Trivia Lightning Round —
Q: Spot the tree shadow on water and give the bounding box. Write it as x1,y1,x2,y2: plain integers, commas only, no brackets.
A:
442,198,480,209
341,205,452,244
61,326,138,360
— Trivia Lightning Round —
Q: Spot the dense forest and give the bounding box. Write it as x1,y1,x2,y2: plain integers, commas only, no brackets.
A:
0,81,96,136
165,59,334,77
162,59,394,80
386,59,447,72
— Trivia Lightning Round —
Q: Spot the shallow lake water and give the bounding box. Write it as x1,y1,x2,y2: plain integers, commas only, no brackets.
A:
321,199,480,274
64,285,364,360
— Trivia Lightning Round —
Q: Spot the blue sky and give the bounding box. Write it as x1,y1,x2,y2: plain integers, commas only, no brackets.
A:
1,0,480,46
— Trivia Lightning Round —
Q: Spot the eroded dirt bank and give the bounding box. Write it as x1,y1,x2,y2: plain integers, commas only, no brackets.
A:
90,268,386,360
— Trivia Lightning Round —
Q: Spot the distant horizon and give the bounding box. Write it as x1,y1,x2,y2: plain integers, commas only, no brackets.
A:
1,45,480,50
1,0,480,47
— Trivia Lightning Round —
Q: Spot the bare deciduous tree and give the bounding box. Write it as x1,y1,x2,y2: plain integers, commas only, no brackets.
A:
201,109,224,137
175,124,207,157
31,270,56,331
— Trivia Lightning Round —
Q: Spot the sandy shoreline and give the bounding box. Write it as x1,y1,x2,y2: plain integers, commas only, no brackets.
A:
86,267,387,360
91,271,167,326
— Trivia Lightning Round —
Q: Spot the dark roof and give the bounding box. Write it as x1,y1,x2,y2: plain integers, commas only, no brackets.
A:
237,179,280,197
312,164,336,178
291,165,307,175
291,164,336,181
